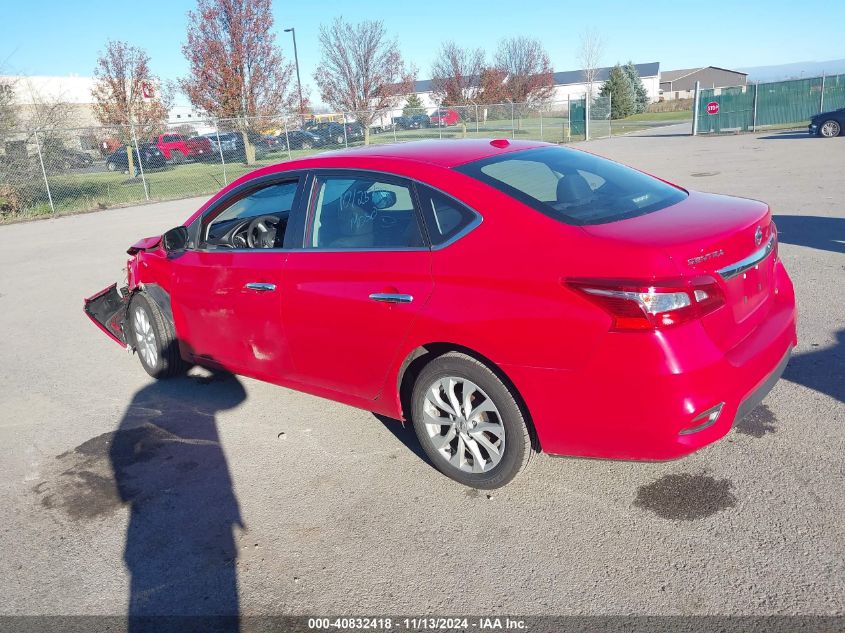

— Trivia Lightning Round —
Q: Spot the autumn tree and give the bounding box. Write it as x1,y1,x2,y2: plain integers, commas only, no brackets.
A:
181,0,295,123
0,76,17,138
314,17,414,143
92,40,170,140
493,37,554,106
430,41,484,107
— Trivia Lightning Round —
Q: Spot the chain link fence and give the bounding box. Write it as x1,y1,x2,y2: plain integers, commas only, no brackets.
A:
1,96,623,221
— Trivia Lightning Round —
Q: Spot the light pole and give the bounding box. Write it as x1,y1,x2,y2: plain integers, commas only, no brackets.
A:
284,27,304,114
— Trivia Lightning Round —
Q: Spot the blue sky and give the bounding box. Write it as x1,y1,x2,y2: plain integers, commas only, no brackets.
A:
3,0,844,105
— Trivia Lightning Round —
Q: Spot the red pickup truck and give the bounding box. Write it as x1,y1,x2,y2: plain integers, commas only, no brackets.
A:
429,108,460,127
150,133,212,163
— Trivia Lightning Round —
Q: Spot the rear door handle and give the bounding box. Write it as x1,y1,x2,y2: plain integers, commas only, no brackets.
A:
369,293,413,304
245,282,276,292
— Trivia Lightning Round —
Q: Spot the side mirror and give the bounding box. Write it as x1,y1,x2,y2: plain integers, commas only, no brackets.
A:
370,190,397,210
162,226,189,253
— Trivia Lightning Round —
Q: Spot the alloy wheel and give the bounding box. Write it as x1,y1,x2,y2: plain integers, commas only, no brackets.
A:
821,121,840,138
422,376,505,473
133,307,158,368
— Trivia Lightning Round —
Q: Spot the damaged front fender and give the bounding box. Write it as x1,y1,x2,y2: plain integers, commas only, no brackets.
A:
83,283,131,346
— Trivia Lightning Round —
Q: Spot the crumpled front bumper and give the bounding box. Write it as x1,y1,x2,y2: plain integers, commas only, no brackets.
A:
83,283,130,346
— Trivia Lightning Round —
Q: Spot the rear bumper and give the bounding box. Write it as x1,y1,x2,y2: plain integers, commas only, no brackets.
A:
504,262,797,461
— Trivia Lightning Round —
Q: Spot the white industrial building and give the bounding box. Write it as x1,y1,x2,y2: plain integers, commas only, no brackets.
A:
390,62,661,116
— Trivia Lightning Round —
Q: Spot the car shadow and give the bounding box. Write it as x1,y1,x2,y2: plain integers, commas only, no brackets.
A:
110,369,246,632
372,413,435,468
757,130,813,140
773,215,845,254
783,329,845,404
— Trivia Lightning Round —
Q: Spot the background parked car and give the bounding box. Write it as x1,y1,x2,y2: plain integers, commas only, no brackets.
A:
809,107,844,137
307,121,365,145
150,133,213,163
105,144,166,173
201,132,269,162
393,115,429,130
429,108,459,127
276,129,324,150
45,147,94,170
411,114,432,128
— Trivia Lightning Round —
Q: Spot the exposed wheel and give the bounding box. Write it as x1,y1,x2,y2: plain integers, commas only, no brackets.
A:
411,352,532,488
168,150,186,165
336,135,344,144
820,120,841,138
301,141,313,150
107,161,117,171
129,292,187,379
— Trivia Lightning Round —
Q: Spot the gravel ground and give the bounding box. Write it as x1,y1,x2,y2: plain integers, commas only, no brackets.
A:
0,126,842,620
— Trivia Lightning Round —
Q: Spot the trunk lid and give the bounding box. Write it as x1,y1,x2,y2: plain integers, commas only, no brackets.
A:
583,191,776,351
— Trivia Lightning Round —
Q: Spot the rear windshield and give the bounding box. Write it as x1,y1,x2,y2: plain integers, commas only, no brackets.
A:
455,146,687,225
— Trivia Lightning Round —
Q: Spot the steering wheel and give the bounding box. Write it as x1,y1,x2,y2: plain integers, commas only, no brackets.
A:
246,215,280,249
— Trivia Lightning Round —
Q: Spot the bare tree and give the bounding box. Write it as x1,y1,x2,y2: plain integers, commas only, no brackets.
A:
314,17,414,143
578,28,604,101
430,42,485,107
181,0,296,123
0,76,17,137
493,37,554,106
92,40,171,140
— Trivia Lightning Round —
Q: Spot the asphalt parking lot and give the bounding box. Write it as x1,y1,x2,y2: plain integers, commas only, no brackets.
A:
0,126,842,619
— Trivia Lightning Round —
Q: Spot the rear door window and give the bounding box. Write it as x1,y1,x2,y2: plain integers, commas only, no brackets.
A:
416,185,479,246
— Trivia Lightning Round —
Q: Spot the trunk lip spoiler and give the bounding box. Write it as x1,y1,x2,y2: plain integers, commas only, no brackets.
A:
717,234,776,281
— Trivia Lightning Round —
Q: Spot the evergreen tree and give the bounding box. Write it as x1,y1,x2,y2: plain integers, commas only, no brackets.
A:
600,64,635,119
403,93,425,116
623,61,649,114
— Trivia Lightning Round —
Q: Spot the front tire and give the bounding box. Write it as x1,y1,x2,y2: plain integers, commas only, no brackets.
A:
411,352,532,488
129,292,187,379
820,120,841,138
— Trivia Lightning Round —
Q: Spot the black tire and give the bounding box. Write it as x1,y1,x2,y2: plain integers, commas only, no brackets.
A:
411,352,532,488
107,161,117,172
128,292,187,379
301,141,312,150
336,135,344,144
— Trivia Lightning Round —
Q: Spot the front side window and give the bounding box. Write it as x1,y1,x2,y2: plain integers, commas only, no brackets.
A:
306,175,424,249
455,146,687,225
205,180,299,249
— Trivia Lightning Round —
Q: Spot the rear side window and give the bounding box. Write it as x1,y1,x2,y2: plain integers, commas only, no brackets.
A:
455,146,687,225
417,186,478,245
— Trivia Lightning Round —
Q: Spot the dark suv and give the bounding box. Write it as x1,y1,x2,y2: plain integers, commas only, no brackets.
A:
307,122,365,145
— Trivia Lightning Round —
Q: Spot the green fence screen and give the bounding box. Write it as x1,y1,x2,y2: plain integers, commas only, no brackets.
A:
696,73,845,133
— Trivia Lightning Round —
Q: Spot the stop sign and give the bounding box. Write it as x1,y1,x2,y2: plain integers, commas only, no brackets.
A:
706,101,720,115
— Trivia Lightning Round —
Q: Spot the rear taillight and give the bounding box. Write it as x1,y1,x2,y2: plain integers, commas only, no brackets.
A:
567,276,725,331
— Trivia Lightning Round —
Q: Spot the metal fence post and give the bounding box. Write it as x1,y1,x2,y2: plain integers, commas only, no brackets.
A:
585,94,590,141
475,104,479,133
33,129,55,214
539,108,544,141
342,112,349,148
214,119,228,185
511,102,515,139
608,93,612,137
567,94,571,143
282,117,292,160
820,72,826,113
392,116,397,143
129,122,149,200
752,82,759,132
692,81,701,136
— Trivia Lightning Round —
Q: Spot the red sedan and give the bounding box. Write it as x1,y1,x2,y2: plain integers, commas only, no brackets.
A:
85,139,797,488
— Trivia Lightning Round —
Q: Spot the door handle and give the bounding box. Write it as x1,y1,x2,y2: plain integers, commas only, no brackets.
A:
244,282,276,292
369,293,413,304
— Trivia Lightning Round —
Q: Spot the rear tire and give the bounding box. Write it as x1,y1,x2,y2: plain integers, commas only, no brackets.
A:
129,292,187,379
411,352,532,489
820,120,841,138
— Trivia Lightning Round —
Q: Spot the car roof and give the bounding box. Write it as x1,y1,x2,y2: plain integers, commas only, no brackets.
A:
301,138,550,168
